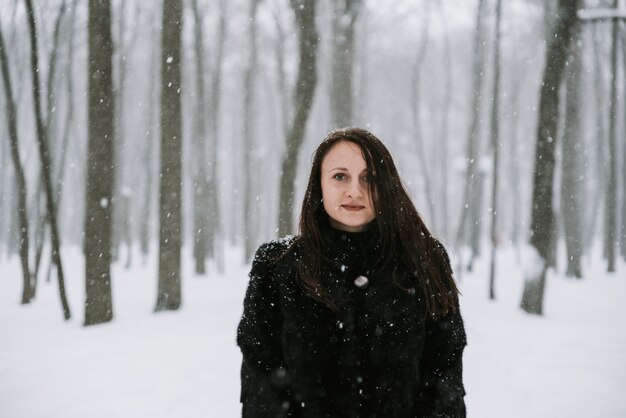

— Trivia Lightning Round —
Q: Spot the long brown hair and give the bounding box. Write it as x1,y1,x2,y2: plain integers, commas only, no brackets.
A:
288,127,459,318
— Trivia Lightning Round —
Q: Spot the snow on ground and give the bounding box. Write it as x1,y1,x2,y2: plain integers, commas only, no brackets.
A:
1,244,625,418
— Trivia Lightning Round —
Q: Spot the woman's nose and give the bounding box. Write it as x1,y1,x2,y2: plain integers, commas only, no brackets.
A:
346,179,363,198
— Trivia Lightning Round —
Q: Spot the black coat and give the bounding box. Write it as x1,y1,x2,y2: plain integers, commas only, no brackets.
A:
237,227,467,418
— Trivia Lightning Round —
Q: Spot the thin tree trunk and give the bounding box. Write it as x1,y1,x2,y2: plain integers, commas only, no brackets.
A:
520,0,578,315
84,0,115,326
156,0,183,311
488,0,502,301
604,0,619,272
410,3,438,232
24,0,71,320
272,6,291,139
277,0,319,236
243,0,259,262
561,18,583,278
456,0,488,268
28,0,68,298
207,0,227,273
436,1,451,240
330,0,361,127
140,5,161,260
0,20,33,304
621,26,626,261
191,0,209,274
585,24,609,254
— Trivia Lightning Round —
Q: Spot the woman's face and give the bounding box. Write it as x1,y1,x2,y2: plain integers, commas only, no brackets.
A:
320,140,376,232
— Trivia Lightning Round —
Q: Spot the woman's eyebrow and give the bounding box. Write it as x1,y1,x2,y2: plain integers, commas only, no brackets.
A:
328,167,348,172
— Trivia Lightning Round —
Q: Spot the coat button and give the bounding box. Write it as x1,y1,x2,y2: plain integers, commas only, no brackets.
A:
354,275,369,288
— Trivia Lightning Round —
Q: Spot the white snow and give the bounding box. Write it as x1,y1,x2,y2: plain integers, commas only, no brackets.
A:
1,244,625,418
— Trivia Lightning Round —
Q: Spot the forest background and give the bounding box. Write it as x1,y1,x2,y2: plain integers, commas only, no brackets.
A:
0,0,625,416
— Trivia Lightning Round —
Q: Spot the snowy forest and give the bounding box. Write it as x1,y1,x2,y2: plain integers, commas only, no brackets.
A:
1,0,625,417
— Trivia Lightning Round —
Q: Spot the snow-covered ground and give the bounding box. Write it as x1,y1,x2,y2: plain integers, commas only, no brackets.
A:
1,244,625,418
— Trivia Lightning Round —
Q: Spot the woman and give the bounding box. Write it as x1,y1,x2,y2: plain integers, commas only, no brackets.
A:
237,127,466,417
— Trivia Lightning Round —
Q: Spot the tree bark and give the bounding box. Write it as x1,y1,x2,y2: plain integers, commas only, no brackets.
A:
243,0,259,262
561,18,583,279
436,1,452,240
330,0,362,127
488,0,502,300
455,0,488,268
207,0,227,273
84,0,115,326
277,0,319,236
0,20,33,304
191,0,210,274
521,0,578,315
24,0,71,320
156,0,183,311
410,3,438,232
604,0,619,272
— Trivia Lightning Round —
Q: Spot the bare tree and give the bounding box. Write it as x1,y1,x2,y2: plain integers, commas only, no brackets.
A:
111,1,141,268
243,0,259,261
191,0,210,274
24,0,71,320
140,4,161,260
84,0,115,326
520,0,578,315
604,0,619,272
455,0,488,270
409,2,438,232
488,0,503,300
330,0,362,127
207,0,227,272
0,19,32,303
561,16,583,279
156,0,183,311
277,0,319,236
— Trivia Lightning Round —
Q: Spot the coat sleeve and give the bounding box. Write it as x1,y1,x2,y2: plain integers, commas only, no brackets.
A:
416,244,467,418
237,243,292,418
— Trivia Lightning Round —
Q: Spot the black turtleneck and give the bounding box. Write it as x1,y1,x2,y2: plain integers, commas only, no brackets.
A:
320,220,381,279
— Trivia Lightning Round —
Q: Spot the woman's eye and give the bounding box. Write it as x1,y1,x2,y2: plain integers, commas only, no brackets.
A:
361,175,369,183
333,173,347,181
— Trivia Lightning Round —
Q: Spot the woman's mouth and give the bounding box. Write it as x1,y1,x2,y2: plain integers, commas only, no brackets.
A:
341,205,365,211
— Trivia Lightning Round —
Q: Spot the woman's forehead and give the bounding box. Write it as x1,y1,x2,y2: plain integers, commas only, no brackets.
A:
322,141,366,167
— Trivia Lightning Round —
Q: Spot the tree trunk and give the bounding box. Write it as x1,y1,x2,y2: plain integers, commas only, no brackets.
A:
521,0,578,315
488,0,502,301
243,0,259,262
272,7,291,139
0,20,33,304
436,1,451,240
24,0,71,320
604,0,619,273
84,0,115,326
207,0,227,273
330,0,362,127
621,30,626,261
585,24,609,255
140,5,161,260
111,1,136,267
456,0,488,268
561,18,583,279
191,0,210,274
156,0,183,311
277,0,319,237
410,3,438,232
